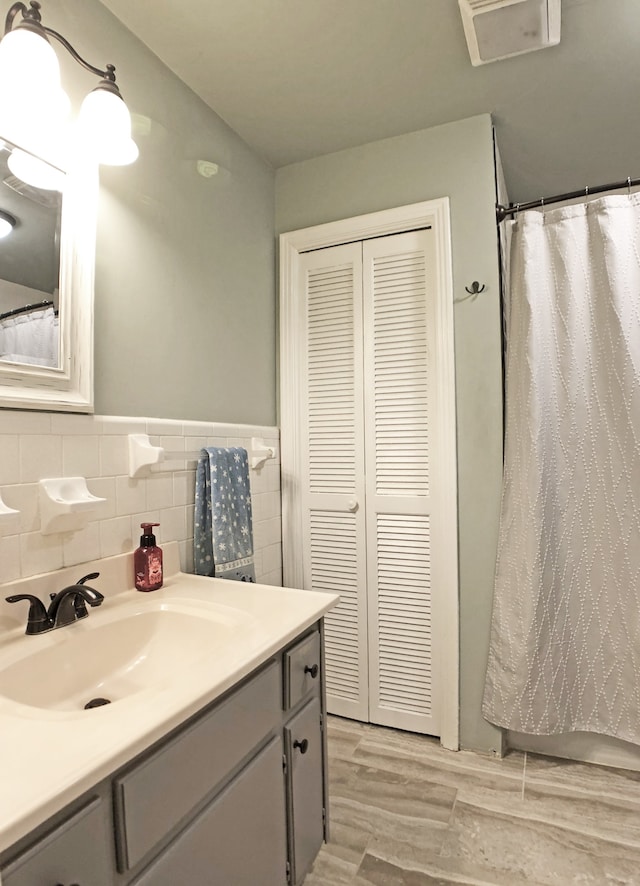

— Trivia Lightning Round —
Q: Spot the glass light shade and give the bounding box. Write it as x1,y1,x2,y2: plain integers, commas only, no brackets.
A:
79,86,138,166
0,28,69,134
0,211,15,238
7,148,65,191
0,27,59,84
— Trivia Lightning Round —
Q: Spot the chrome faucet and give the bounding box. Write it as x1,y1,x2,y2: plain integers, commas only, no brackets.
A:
6,572,104,635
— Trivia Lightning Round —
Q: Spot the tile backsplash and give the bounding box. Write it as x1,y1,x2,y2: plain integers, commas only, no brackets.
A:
0,413,281,586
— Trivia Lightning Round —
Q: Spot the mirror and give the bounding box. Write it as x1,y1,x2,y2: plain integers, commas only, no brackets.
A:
0,138,96,412
0,140,62,369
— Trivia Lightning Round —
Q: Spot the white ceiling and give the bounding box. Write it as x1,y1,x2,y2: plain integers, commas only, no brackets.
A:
99,0,640,203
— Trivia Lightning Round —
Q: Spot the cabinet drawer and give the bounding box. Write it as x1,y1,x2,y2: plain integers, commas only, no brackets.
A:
132,736,288,886
115,659,281,870
2,797,112,886
284,629,321,709
285,696,324,885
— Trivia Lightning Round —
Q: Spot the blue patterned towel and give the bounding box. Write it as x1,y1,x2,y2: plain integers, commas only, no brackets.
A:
194,447,256,582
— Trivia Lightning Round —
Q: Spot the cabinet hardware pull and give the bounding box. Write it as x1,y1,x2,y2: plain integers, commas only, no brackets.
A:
304,664,319,679
293,738,309,754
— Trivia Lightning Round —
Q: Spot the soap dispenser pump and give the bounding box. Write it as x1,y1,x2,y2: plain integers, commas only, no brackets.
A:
134,522,163,591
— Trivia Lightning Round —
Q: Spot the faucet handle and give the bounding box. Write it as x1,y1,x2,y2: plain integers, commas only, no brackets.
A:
5,594,51,635
76,571,100,585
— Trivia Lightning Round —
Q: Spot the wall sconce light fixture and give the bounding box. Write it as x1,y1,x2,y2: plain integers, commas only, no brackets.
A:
0,208,15,237
0,0,138,166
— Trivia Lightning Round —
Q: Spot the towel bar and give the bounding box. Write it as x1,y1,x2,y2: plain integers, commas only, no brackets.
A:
128,434,276,478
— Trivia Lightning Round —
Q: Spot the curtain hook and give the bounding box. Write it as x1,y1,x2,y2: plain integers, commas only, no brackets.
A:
628,177,632,199
513,203,521,227
540,197,545,218
585,186,589,197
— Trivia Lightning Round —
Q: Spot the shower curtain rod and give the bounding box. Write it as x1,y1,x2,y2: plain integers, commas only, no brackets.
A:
496,175,640,222
0,299,54,321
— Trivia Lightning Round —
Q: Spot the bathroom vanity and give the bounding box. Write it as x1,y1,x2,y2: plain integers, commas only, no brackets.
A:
0,546,338,885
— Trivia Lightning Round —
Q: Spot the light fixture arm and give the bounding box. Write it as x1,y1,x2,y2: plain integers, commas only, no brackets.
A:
4,0,118,84
40,26,116,82
3,0,36,35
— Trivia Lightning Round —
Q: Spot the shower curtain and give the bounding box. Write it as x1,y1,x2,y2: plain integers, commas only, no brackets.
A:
483,195,640,744
0,305,58,367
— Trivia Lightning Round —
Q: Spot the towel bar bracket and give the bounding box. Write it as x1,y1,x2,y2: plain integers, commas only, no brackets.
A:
250,437,275,470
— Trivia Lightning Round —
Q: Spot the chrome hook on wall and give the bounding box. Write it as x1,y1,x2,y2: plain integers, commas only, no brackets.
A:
464,281,486,295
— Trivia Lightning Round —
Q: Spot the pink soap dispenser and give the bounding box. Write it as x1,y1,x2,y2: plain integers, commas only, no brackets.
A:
134,522,163,591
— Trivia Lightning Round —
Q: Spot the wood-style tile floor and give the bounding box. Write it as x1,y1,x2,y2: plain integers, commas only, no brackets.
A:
303,716,640,885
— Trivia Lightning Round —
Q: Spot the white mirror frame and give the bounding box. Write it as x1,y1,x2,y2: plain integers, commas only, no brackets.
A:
0,161,97,412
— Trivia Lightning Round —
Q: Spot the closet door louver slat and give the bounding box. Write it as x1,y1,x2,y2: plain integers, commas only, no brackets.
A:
307,260,356,496
299,244,369,721
310,510,361,703
364,231,440,735
376,514,433,717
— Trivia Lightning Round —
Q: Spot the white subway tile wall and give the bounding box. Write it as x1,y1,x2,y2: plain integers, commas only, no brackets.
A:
0,414,282,586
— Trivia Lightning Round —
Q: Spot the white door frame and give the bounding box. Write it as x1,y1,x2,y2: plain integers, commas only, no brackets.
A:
279,199,459,750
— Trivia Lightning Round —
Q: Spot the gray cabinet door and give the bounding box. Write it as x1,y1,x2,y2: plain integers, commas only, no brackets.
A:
115,660,281,870
133,736,288,886
2,797,112,886
285,696,324,885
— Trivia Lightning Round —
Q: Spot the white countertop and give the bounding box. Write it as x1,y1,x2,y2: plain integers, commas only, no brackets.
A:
0,547,338,854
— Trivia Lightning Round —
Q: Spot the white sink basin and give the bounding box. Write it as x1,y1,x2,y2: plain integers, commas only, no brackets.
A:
0,603,248,712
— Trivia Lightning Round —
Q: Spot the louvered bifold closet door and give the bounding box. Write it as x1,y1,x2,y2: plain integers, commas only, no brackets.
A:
298,244,369,721
362,230,441,735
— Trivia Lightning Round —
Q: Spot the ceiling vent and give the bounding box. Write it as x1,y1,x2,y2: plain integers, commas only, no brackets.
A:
458,0,561,66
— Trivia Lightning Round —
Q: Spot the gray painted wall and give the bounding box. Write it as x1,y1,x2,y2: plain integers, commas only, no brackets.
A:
276,114,504,753
44,0,276,424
